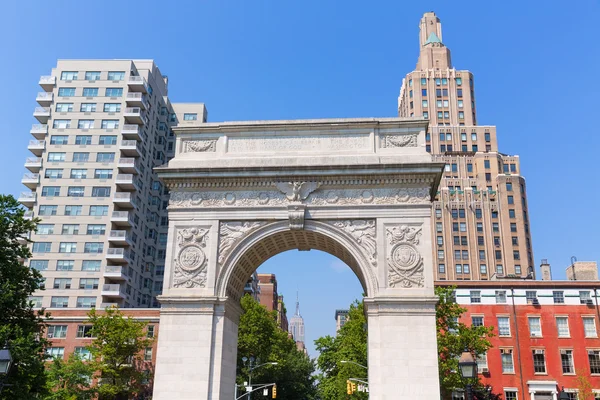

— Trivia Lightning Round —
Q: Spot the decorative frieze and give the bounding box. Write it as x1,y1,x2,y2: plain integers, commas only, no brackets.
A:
183,139,217,153
274,181,321,201
386,225,424,288
172,227,210,288
310,187,430,205
382,134,418,148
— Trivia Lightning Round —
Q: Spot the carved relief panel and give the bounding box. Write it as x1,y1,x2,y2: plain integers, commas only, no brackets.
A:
172,227,210,288
385,225,424,288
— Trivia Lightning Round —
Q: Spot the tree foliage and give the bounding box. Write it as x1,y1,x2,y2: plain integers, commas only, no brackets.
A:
315,300,368,400
44,353,95,400
237,294,317,399
436,286,495,398
0,194,49,399
576,370,594,400
86,307,153,400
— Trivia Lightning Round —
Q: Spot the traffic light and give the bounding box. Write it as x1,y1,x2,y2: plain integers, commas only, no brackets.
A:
347,380,352,395
351,382,357,393
272,384,277,398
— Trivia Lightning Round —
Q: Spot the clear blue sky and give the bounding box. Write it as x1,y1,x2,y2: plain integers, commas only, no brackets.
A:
2,1,599,356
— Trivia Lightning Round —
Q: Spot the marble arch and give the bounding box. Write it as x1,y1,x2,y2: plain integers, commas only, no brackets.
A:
152,118,444,400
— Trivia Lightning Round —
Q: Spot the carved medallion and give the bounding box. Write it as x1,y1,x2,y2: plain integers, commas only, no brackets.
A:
218,221,267,265
183,140,217,153
173,227,209,288
386,225,424,288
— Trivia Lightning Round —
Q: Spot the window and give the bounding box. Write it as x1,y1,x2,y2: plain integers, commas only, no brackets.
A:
496,264,504,275
79,278,99,289
422,89,427,96
82,260,101,271
454,250,461,260
50,296,69,308
183,113,198,121
509,209,516,218
36,224,54,235
85,71,101,80
58,88,76,97
96,152,115,162
76,325,93,338
74,347,92,360
532,349,546,373
89,205,108,216
456,264,462,273
30,260,48,271
103,103,121,112
480,264,487,274
511,236,518,246
457,89,463,97
510,223,517,233
144,347,153,361
581,291,592,303
459,111,464,119
101,120,119,129
92,169,112,179
471,316,484,327
83,88,98,97
422,100,428,108
80,103,96,112
437,236,443,245
459,223,466,232
513,251,520,260
45,169,63,179
561,350,574,374
501,349,514,373
60,71,78,80
498,316,511,336
438,263,446,273
83,243,103,254
53,119,71,129
91,187,110,197
589,350,600,374
41,186,60,197
584,317,597,337
67,186,85,197
505,391,517,400
515,265,522,275
55,103,73,112
72,152,89,162
64,205,82,216
528,317,542,337
107,71,125,81
476,352,488,373
59,242,77,253
53,278,71,290
470,291,481,303
496,290,507,303
495,250,502,260
557,317,570,337
476,223,483,232
105,88,123,97
485,173,492,182
29,296,43,308
56,260,74,271
526,291,537,303
553,291,565,304
436,222,443,232
479,250,486,260
147,325,155,338
87,224,106,235
70,169,87,179
46,347,65,359
78,119,95,129
437,250,444,260
507,195,514,204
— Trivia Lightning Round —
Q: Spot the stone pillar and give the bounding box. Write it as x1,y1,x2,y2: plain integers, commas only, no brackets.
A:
153,296,241,400
365,296,440,400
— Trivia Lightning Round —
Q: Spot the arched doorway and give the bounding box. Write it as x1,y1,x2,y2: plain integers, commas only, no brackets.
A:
152,118,444,399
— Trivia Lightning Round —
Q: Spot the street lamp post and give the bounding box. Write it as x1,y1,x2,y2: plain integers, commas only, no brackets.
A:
241,357,277,400
559,387,570,400
0,345,13,393
458,349,478,400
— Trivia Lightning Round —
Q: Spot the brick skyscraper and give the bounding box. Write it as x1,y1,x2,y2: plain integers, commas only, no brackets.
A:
398,12,534,281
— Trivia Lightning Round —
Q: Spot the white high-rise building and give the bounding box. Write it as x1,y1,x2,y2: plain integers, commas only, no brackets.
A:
288,292,305,344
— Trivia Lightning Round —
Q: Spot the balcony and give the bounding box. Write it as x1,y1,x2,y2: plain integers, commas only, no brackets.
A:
21,173,39,189
117,158,139,174
112,192,135,209
115,174,136,191
110,211,133,227
119,140,141,157
28,140,45,156
126,92,149,109
36,92,53,106
18,192,36,207
103,265,128,281
33,107,50,123
108,230,133,246
17,233,31,245
121,124,141,140
38,75,56,91
101,284,126,298
30,124,48,139
24,157,42,172
123,107,146,125
127,76,148,93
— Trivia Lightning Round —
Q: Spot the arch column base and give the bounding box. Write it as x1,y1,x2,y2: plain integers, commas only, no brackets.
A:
365,296,441,400
153,296,241,400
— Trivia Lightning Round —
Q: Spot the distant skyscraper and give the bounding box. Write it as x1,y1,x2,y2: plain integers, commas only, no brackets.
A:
334,309,349,333
289,291,305,344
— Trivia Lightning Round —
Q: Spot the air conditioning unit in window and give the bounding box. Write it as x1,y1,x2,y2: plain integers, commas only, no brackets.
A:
47,333,53,338
534,349,544,355
481,367,489,373
532,298,540,306
586,299,595,306
588,350,598,356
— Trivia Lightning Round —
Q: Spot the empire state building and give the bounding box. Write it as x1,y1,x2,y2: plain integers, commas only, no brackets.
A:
289,292,305,344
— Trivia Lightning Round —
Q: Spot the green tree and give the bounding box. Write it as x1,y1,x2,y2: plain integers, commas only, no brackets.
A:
237,294,317,399
576,370,594,400
44,353,94,400
0,194,49,399
87,307,153,400
315,300,367,400
436,286,494,398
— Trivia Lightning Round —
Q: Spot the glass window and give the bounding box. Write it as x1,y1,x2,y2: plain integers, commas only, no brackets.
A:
83,243,103,254
144,347,153,361
480,264,487,274
438,263,445,273
528,317,542,336
94,169,113,179
101,120,119,129
422,100,428,108
498,316,510,336
55,103,73,112
50,135,69,145
96,152,115,162
561,350,574,374
505,391,517,400
41,186,60,196
79,278,99,289
76,297,96,308
470,291,481,303
64,205,82,216
105,88,123,97
36,224,54,234
89,205,108,216
471,132,477,141
584,317,597,337
588,350,600,374
30,260,49,271
74,347,92,360
99,135,117,145
85,71,101,80
52,119,71,129
91,187,111,197
471,316,484,327
183,113,198,121
496,290,507,303
459,223,466,232
76,325,93,338
147,325,155,338
80,103,96,112
436,222,443,232
532,349,546,373
29,296,43,308
58,88,76,97
67,187,85,197
50,296,69,308
82,88,98,97
53,278,71,290
581,291,592,302
60,71,78,80
526,291,537,303
556,317,570,337
56,260,74,271
72,152,89,162
87,224,106,235
515,265,522,275
82,260,101,271
103,103,121,112
59,242,77,253
107,71,125,81
501,350,514,373
420,78,426,85
46,347,65,359
553,291,565,304
70,169,87,179
421,89,427,96
437,250,444,260
77,119,94,129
